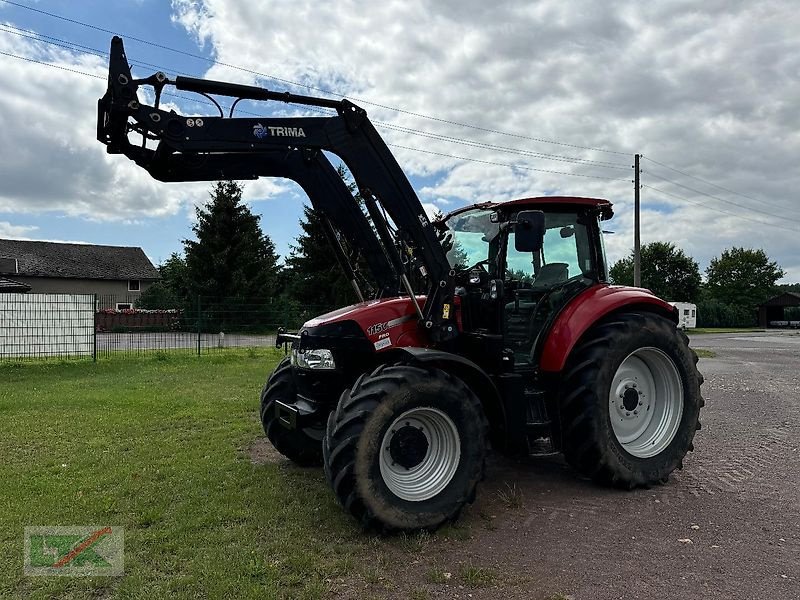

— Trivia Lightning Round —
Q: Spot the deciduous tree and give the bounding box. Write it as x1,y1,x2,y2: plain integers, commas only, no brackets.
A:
705,247,785,311
609,242,701,301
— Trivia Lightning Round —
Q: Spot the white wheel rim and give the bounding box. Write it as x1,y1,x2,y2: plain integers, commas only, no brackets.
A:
609,347,684,459
378,407,461,502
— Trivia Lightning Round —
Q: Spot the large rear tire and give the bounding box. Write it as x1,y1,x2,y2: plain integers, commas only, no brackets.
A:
323,364,487,532
559,311,703,487
260,357,323,467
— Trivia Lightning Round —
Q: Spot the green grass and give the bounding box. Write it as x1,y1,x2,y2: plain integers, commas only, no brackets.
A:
689,327,763,334
459,563,497,588
694,349,716,358
0,350,379,599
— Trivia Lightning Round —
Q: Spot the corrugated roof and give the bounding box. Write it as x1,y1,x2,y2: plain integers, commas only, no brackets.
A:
0,276,31,292
0,239,160,280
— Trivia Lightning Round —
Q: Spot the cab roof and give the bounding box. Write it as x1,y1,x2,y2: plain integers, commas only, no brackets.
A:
442,196,614,221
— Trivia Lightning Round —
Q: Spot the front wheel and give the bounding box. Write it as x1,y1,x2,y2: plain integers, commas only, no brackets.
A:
323,364,487,532
260,357,324,466
559,311,704,487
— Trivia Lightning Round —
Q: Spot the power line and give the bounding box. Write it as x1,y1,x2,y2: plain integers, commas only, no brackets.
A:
644,170,800,224
0,23,631,172
377,122,630,169
0,0,630,155
642,184,799,233
0,47,262,118
642,155,795,213
0,48,104,79
7,27,790,232
388,144,630,181
0,47,631,185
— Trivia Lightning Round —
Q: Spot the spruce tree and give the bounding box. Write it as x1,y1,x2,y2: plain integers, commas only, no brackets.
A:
184,181,280,300
284,166,371,308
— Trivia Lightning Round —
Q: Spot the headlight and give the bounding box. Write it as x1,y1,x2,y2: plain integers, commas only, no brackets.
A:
292,347,336,370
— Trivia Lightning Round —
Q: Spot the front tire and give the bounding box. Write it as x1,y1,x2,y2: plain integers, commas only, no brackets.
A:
260,357,323,466
559,311,704,487
323,364,487,532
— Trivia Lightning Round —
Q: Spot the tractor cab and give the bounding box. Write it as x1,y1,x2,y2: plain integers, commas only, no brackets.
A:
439,197,613,370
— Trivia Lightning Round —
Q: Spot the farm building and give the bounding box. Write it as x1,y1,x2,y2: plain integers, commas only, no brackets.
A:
0,239,159,308
758,292,800,328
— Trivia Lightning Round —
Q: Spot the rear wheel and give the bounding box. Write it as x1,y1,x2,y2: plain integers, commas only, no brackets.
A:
559,312,703,487
260,357,323,466
323,364,487,532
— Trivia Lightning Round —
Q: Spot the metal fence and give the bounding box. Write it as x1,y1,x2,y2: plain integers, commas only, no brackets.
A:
0,293,95,360
0,293,334,361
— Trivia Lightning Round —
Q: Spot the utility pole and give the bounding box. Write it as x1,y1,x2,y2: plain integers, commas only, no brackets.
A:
633,153,641,287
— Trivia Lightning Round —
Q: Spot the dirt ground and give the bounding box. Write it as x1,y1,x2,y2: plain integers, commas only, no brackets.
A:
260,331,800,599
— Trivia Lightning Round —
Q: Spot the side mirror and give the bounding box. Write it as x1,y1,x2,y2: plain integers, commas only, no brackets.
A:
514,210,545,252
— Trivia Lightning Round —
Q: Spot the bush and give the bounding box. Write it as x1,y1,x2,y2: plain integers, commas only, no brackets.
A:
696,298,756,328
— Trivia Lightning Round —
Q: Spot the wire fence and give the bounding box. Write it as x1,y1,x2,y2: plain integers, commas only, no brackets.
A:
0,293,334,361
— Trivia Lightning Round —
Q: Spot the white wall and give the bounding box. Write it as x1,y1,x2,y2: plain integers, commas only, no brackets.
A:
0,293,94,358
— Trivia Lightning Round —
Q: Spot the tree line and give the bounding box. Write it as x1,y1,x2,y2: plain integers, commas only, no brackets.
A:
140,179,795,329
609,242,792,327
137,178,363,324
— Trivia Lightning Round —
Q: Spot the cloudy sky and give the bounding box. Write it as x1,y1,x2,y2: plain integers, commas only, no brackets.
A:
0,0,798,282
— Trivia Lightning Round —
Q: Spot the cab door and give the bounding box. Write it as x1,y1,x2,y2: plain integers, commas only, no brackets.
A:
503,212,594,367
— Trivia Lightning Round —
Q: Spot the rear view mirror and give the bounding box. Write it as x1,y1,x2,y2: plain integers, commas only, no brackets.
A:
514,210,545,252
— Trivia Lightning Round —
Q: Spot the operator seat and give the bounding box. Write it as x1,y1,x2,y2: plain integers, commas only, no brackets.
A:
530,262,569,290
505,262,570,364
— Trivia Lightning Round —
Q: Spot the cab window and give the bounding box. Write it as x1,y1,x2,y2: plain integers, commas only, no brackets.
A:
506,212,592,289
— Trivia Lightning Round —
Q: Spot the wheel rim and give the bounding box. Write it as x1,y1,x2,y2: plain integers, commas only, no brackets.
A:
378,407,461,502
609,347,684,459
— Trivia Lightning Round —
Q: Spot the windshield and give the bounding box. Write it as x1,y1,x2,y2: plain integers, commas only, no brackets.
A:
441,208,500,269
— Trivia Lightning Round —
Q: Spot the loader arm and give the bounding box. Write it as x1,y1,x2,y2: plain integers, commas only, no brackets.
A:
97,36,457,340
119,142,399,299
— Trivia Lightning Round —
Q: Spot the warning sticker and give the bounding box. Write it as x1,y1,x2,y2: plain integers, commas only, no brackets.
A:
374,337,392,351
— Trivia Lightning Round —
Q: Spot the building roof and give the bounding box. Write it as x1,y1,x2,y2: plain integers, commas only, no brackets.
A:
0,276,31,292
759,291,800,307
0,239,160,281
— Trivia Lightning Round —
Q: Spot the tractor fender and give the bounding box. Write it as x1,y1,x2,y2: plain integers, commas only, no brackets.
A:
539,284,678,373
383,346,505,431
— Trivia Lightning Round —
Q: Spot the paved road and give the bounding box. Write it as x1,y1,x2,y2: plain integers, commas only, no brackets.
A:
376,330,800,599
95,332,277,353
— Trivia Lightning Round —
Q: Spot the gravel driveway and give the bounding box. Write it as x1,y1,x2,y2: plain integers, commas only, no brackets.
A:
348,330,800,599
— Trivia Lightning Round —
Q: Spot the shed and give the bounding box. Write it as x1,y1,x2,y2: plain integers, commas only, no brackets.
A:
758,292,800,328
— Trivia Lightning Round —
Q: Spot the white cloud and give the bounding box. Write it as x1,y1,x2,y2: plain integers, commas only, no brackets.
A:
0,220,88,244
2,2,799,283
0,31,286,224
167,0,800,281
0,221,38,238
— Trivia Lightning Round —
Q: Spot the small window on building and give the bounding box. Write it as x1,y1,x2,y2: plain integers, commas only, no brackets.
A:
691,310,696,317
128,280,141,291
0,257,18,273
684,309,690,316
116,303,133,310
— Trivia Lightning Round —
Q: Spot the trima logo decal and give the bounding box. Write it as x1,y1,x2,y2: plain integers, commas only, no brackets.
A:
253,124,307,138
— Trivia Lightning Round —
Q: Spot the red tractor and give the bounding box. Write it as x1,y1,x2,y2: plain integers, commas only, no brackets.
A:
98,37,703,532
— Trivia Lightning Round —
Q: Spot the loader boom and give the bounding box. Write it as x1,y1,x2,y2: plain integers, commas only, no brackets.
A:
97,37,457,340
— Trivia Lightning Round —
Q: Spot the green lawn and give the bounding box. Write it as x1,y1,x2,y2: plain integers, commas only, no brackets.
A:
0,350,384,599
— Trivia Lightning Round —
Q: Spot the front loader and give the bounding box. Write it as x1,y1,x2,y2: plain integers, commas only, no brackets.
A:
98,37,703,532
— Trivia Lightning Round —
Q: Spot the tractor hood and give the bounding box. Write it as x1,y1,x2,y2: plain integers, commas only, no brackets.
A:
301,296,428,352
